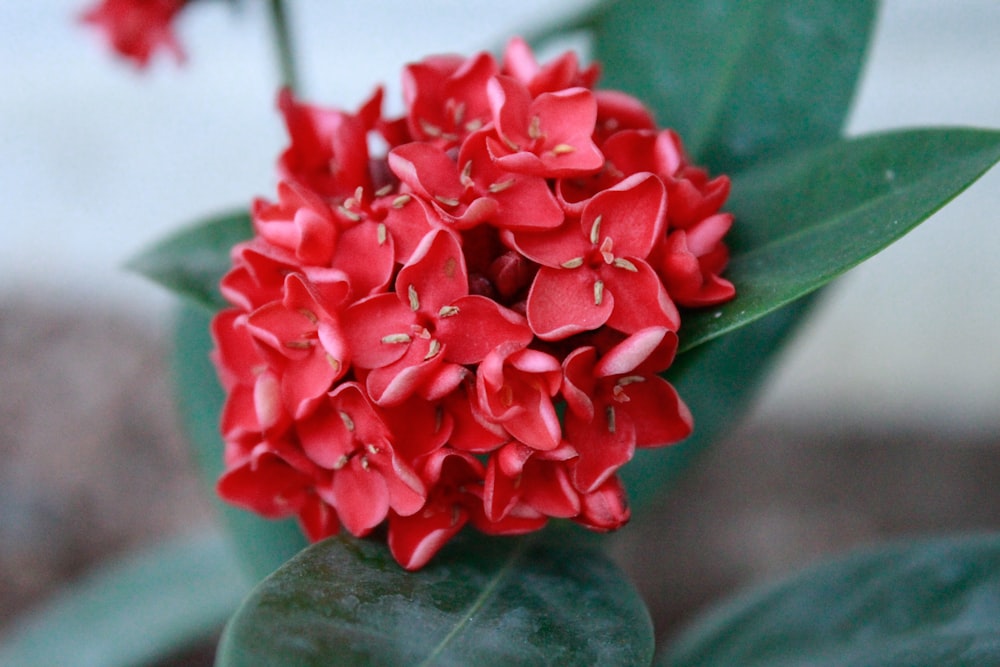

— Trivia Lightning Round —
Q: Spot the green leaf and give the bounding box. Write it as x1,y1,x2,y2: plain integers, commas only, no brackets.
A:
622,296,816,510
679,128,1000,352
0,531,248,667
217,533,654,666
127,210,251,310
172,304,308,580
583,0,876,503
589,0,876,172
663,534,1000,667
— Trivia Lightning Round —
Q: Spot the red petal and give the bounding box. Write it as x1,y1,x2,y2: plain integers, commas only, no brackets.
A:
508,216,591,269
529,87,603,175
618,376,693,448
388,507,468,571
297,495,340,542
575,476,630,531
527,266,614,340
387,143,463,202
396,230,469,316
584,172,666,259
217,452,311,518
333,222,395,299
519,460,580,518
595,327,672,377
342,293,414,369
365,342,448,406
602,260,680,334
488,75,534,149
566,409,636,494
560,346,597,421
333,458,389,536
436,295,531,365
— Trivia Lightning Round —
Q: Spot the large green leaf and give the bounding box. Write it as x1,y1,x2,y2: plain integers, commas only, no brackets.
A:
679,128,1000,352
0,531,248,667
128,210,251,311
663,534,1000,667
217,533,654,666
588,0,876,172
172,304,308,580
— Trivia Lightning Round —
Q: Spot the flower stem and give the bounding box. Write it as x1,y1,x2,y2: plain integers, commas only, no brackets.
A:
267,0,299,93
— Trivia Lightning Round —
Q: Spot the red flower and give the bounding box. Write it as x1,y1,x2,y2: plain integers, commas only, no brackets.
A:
211,37,735,569
562,327,693,492
513,172,680,340
277,88,384,201
402,52,498,149
297,383,426,537
343,229,532,405
475,344,563,451
387,449,484,570
388,129,563,232
487,75,604,178
80,0,186,68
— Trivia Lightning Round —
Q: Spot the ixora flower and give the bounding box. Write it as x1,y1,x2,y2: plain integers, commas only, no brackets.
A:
80,0,188,67
213,37,736,570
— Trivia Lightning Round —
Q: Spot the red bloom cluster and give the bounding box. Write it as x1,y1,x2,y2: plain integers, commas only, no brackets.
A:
213,39,735,569
80,0,187,68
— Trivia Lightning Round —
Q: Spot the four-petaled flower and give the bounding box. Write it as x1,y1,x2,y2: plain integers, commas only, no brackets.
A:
513,172,680,340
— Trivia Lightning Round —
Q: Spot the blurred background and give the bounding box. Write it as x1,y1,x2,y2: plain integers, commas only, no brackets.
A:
2,0,998,656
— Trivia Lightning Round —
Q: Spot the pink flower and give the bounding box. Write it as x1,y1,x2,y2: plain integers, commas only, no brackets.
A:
483,441,580,523
243,273,349,419
80,0,186,68
501,36,599,95
387,449,484,570
654,213,736,307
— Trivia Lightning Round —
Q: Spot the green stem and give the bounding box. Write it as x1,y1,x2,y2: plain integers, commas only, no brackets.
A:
267,0,299,93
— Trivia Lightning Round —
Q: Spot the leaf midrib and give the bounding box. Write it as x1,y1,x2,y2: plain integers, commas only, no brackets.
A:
416,538,532,666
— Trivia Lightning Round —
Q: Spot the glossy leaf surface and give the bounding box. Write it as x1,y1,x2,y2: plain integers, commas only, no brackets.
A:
679,128,1000,351
217,533,654,666
664,534,1000,667
588,0,876,172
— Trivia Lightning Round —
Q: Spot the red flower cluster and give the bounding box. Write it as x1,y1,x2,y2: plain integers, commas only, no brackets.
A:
213,39,735,569
80,0,187,68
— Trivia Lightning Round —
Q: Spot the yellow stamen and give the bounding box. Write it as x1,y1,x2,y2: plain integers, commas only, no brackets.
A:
590,215,602,245
339,411,355,432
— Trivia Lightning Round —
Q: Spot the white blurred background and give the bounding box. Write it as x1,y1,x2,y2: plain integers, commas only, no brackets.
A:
2,0,998,430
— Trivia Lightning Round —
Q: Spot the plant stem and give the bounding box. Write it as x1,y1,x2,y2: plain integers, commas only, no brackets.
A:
267,0,299,93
